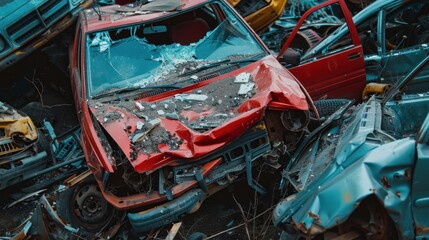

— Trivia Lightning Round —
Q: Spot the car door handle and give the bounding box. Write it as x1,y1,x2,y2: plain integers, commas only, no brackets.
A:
348,52,361,60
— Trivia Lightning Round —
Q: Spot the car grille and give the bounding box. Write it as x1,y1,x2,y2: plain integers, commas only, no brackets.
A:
6,0,69,44
0,139,20,157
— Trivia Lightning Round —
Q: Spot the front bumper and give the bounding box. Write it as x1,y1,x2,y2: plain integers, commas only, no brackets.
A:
128,189,204,232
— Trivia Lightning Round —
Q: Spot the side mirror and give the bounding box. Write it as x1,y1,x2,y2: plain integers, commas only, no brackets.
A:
279,48,301,67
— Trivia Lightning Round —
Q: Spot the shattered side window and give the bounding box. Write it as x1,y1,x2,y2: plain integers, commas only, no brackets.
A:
85,1,266,98
384,61,429,138
385,2,429,50
401,63,429,96
374,2,429,85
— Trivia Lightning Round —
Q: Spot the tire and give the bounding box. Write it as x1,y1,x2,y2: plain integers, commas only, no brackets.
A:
20,102,55,126
36,129,50,155
313,99,351,119
56,177,118,235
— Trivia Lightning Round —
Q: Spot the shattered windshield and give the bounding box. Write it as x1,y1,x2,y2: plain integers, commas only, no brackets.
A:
85,1,266,98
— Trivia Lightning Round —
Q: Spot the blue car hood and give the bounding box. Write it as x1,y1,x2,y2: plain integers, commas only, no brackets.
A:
274,98,416,239
0,0,32,21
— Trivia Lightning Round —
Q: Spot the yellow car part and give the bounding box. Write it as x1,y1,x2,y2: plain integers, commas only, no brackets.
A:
228,0,288,32
0,107,38,156
362,83,391,100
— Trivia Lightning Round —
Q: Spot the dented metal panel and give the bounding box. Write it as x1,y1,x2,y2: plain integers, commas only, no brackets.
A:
274,55,429,239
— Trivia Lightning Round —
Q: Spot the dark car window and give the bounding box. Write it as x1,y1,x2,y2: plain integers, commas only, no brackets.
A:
384,60,429,138
385,2,429,50
401,64,429,96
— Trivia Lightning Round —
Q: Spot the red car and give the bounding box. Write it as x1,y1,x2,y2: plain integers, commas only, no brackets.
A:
68,0,314,233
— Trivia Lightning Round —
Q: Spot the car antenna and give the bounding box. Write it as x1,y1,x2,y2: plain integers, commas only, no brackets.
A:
92,0,102,20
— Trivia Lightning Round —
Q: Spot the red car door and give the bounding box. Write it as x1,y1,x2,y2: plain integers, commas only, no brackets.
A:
70,24,84,116
277,0,366,101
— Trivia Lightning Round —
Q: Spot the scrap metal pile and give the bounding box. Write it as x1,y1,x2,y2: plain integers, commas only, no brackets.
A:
1,0,429,239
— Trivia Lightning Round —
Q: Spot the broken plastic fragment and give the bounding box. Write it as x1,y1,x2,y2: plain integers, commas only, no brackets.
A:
149,118,161,126
132,119,161,143
234,72,251,83
136,121,144,130
238,83,255,95
166,112,179,120
175,94,208,101
100,42,109,52
132,132,145,143
136,102,144,111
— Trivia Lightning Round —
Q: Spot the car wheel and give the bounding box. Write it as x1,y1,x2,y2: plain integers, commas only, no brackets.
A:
57,178,118,235
20,101,55,126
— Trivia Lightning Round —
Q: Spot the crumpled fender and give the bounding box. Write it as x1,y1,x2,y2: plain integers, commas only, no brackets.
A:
273,138,416,239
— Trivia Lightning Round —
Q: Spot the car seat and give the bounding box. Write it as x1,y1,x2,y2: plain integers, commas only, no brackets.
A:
170,18,210,45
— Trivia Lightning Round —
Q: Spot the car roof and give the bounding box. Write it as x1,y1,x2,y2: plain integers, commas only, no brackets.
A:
81,0,212,32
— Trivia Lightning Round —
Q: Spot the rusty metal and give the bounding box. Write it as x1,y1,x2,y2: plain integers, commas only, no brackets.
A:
166,222,182,240
308,211,320,222
100,158,222,210
64,169,92,188
381,176,391,189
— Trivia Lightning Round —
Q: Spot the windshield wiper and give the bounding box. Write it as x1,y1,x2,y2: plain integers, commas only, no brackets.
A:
178,53,265,78
91,85,181,100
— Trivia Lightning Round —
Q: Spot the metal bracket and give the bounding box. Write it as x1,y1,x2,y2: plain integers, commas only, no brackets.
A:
194,170,207,192
159,170,166,195
245,152,266,194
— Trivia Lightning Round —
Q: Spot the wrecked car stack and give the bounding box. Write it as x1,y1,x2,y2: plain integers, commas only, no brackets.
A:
68,0,314,233
274,55,429,239
2,0,429,238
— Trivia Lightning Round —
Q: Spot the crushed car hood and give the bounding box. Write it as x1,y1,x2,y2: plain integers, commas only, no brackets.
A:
274,98,415,235
286,98,383,191
89,56,308,173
